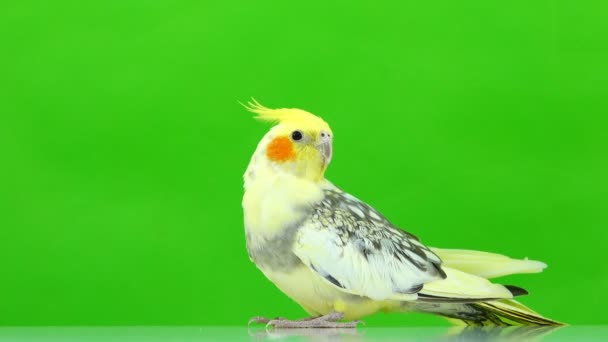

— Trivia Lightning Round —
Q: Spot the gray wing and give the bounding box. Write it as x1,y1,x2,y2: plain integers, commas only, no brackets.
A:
293,186,446,301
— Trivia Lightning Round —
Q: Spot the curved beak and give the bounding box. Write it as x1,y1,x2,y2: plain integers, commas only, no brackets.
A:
318,140,332,166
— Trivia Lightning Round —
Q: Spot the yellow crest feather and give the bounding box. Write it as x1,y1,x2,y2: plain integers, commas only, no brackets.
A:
242,98,329,128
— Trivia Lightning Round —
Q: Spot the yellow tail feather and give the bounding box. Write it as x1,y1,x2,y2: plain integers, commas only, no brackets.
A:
431,248,547,279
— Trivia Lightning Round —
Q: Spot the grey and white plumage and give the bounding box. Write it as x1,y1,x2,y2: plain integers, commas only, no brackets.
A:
243,102,560,326
295,186,446,301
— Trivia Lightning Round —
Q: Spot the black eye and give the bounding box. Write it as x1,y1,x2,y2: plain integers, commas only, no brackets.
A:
291,130,303,141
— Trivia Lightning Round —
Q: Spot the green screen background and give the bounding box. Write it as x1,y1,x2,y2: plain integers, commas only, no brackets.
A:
1,1,607,326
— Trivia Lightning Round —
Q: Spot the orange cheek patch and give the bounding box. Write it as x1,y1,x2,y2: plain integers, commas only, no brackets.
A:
266,136,295,162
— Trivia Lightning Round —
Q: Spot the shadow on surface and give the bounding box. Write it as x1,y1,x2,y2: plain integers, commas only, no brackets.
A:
0,325,603,342
250,325,565,341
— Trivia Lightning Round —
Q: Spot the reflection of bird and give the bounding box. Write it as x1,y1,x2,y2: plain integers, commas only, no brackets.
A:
248,327,363,342
248,325,563,342
242,101,562,327
441,325,564,342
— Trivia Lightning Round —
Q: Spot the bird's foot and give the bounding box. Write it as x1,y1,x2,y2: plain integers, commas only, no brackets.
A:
248,316,285,324
249,312,363,329
248,315,320,325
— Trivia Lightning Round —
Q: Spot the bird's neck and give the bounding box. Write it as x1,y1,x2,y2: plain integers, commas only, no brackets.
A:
244,147,325,190
243,151,327,238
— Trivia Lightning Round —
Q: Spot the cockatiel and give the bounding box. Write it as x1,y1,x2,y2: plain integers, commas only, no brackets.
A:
242,100,561,328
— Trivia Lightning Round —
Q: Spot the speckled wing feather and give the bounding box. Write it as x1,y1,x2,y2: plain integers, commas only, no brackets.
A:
293,187,446,301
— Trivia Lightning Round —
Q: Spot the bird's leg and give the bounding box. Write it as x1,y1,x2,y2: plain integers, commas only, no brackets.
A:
261,312,362,329
248,316,287,324
248,314,321,325
294,314,322,321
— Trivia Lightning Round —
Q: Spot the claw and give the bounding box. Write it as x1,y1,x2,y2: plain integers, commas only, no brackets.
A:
248,316,271,325
258,312,362,329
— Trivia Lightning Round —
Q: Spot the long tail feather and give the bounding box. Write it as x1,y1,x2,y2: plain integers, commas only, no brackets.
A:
416,248,562,325
415,299,563,326
431,248,547,279
472,299,563,326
